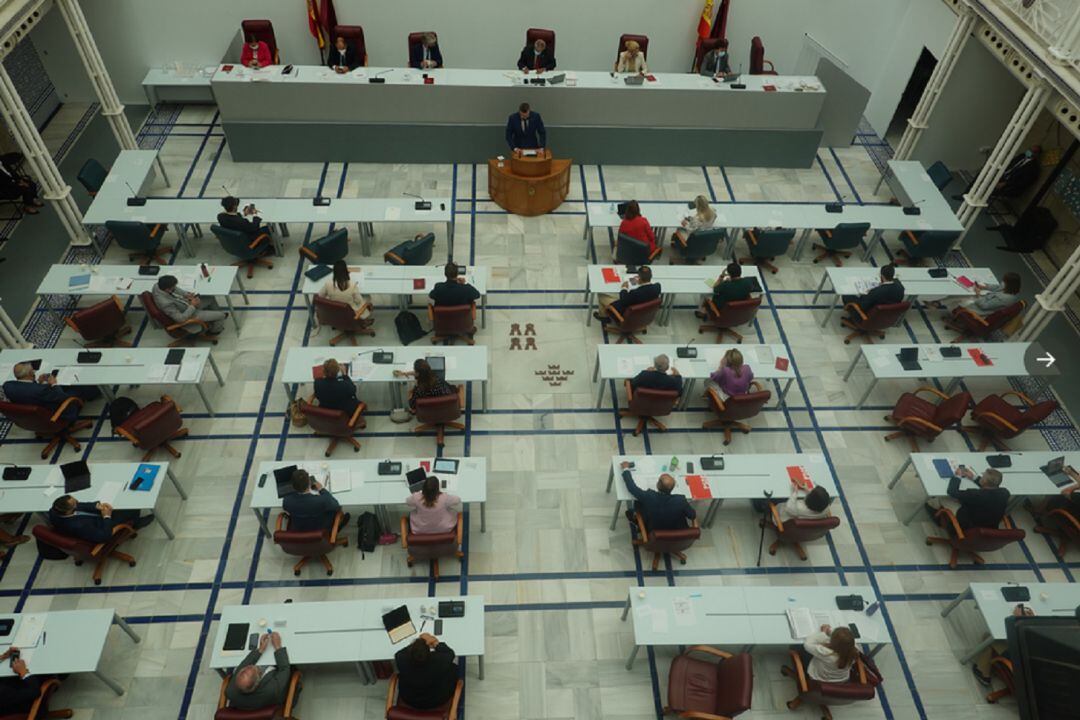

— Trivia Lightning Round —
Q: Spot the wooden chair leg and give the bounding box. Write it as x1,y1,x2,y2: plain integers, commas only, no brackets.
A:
432,558,440,580
324,438,339,457
108,550,136,564
40,435,63,459
646,417,667,432
319,554,334,575
723,426,733,445
45,710,74,719
346,437,361,452
634,418,646,436
651,553,660,571
292,556,310,575
768,539,780,555
820,705,833,720
672,550,687,565
792,541,807,561
785,697,803,710
436,425,445,447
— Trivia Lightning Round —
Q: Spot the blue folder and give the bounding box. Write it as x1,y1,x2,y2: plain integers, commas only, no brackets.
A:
129,463,159,491
931,459,953,479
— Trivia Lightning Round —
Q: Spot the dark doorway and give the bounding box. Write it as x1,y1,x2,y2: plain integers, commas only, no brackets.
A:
886,48,938,147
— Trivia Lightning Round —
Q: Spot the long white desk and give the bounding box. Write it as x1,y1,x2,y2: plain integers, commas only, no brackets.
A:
941,582,1080,663
0,347,224,415
0,461,186,539
251,457,486,535
38,264,247,332
584,264,762,327
621,585,889,669
607,453,837,529
0,609,141,694
210,596,485,681
141,66,215,108
594,343,794,410
281,345,489,411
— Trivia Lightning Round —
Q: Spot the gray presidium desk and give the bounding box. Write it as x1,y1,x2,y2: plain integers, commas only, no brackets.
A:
211,65,826,166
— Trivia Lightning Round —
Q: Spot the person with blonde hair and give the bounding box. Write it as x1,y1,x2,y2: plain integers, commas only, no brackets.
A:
673,195,717,252
706,348,754,399
615,40,648,74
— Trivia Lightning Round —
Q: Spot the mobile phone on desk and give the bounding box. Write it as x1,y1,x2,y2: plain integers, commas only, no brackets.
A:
434,619,443,635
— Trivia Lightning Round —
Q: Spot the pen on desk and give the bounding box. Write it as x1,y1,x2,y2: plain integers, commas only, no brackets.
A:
419,620,426,634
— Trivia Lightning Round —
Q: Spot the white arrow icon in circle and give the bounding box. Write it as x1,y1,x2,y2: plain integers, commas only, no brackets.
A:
1037,353,1055,368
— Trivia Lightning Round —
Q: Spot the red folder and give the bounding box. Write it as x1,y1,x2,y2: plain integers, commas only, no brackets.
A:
968,348,992,366
413,278,426,290
786,466,813,489
763,84,777,92
685,475,712,500
601,267,621,284
955,275,975,289
775,356,789,371
420,461,431,472
311,364,325,380
645,74,657,82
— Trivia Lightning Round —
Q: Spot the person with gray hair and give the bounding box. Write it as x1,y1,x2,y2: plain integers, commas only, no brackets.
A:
619,461,696,533
225,631,292,710
2,361,96,422
629,354,683,394
928,465,1010,530
151,274,227,336
410,32,443,69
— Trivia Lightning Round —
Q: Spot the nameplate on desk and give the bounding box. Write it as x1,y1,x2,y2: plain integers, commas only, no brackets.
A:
126,197,147,207
368,77,385,84
312,197,331,207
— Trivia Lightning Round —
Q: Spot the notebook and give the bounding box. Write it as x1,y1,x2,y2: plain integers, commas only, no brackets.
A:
382,605,416,644
601,267,621,284
129,463,159,491
932,459,955,479
60,461,91,493
685,475,712,500
223,623,250,651
274,465,298,498
786,466,813,489
968,348,992,366
67,274,91,288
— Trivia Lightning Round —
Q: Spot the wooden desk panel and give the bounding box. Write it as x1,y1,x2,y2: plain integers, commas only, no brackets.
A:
488,155,571,216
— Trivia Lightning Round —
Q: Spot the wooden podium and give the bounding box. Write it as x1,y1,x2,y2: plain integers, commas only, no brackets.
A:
487,150,571,216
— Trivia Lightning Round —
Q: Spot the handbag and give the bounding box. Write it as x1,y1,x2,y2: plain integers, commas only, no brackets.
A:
289,400,308,427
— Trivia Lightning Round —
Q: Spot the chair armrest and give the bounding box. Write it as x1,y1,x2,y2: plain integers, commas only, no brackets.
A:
897,416,944,434
400,516,409,548
749,380,764,392
989,656,1014,674
353,302,372,321
27,678,62,719
455,512,464,547
457,384,466,410
275,512,289,532
902,230,919,245
471,303,477,321
786,650,810,692
706,387,725,412
447,678,464,719
705,299,720,319
912,386,950,401
686,645,734,661
647,246,662,261
49,396,84,423
843,303,868,321
298,245,318,261
767,502,784,533
165,317,209,333
217,673,230,709
148,224,163,238
306,393,316,404
634,512,649,540
933,507,965,540
763,59,775,72
675,232,688,248
283,670,302,716
745,228,758,247
111,295,125,314
1000,390,1035,407
427,304,435,322
820,229,833,239
329,511,344,544
1002,515,1015,530
347,401,367,429
91,523,136,556
607,306,625,324
384,251,405,265
1047,508,1080,532
249,232,272,250
678,713,732,720
114,426,140,446
855,656,868,685
974,410,1020,434
385,673,399,715
623,379,633,402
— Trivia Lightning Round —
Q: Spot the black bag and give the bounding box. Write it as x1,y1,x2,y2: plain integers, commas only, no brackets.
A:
108,397,139,430
998,206,1057,253
35,536,69,561
357,511,380,556
394,310,428,345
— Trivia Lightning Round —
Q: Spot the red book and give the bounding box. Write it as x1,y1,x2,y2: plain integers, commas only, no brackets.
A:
685,475,712,500
645,74,657,82
786,466,813,489
968,348,992,366
311,364,326,380
413,278,426,290
775,356,789,371
420,461,431,472
955,275,975,289
763,84,777,92
424,76,434,85
601,267,621,284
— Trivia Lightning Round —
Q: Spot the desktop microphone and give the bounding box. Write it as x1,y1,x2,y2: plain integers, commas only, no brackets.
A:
124,179,147,206
676,336,697,359
1,463,31,481
903,198,927,216
312,182,331,206
403,192,432,211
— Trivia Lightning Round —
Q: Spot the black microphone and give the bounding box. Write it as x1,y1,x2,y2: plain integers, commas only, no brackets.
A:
403,192,432,211
124,180,146,206
1,463,31,481
903,198,927,216
676,336,697,359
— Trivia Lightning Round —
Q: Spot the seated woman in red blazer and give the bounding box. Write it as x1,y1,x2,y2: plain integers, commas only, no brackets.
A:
615,200,657,260
240,38,272,68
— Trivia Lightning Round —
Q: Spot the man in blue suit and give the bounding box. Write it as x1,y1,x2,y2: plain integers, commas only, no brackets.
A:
505,103,546,153
619,461,696,533
49,495,154,543
2,362,97,422
409,32,443,69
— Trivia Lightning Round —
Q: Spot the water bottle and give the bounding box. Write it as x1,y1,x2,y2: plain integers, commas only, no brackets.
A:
670,456,679,471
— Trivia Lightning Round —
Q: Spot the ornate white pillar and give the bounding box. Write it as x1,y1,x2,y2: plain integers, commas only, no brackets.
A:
1016,239,1080,342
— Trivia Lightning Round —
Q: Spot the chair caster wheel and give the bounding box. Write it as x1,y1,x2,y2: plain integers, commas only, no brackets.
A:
294,570,301,576
326,569,333,576
769,548,777,555
74,560,84,566
679,557,686,565
128,561,137,567
843,339,851,345
324,451,332,457
94,579,102,586
723,439,731,446
924,538,933,546
742,429,749,434
352,446,360,453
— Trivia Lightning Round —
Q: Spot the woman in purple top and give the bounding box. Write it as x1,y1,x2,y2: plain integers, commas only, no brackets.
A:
405,476,461,534
706,348,754,399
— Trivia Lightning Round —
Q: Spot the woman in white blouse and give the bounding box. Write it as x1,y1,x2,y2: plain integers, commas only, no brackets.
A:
672,195,717,257
802,625,857,683
615,40,648,74
319,260,371,319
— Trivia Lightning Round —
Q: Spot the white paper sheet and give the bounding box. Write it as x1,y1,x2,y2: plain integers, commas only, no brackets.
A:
672,597,695,627
96,480,124,506
11,615,44,648
385,207,402,221
176,363,201,382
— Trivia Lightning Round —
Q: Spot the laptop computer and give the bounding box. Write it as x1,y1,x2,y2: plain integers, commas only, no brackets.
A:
382,605,416,644
897,347,921,372
548,73,565,85
60,461,91,493
433,458,459,475
274,465,298,498
1041,456,1073,488
624,74,645,86
406,467,427,492
427,356,446,381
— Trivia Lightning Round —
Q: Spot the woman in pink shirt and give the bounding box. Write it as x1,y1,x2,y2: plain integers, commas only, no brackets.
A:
240,38,272,68
406,476,461,534
706,348,754,399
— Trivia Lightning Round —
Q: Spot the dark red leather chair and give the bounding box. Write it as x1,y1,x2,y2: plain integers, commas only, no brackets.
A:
926,507,1025,568
703,385,771,445
429,303,476,345
241,19,279,64
32,523,137,585
114,395,189,461
782,651,882,720
633,512,700,571
620,381,679,436
966,391,1058,450
0,398,90,459
333,25,367,65
749,36,776,75
840,301,910,344
385,674,463,720
64,296,130,347
763,506,841,561
140,290,219,347
698,296,761,343
273,511,347,576
298,398,366,456
985,650,1015,704
1034,506,1080,559
413,386,464,447
665,647,753,718
884,387,971,451
693,37,724,73
313,295,374,346
0,677,71,720
216,668,301,720
945,301,1025,342
607,297,661,344
617,33,649,61
526,28,555,53
399,512,463,580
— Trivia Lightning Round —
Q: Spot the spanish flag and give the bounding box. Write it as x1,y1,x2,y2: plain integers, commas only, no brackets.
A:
307,0,325,49
697,0,715,39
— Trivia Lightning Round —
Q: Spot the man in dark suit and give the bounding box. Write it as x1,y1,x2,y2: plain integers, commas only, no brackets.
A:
844,263,905,315
327,35,360,72
429,262,480,307
630,354,683,394
409,32,443,69
505,103,546,152
226,631,292,711
49,495,154,543
217,196,269,242
697,262,757,317
2,362,98,422
282,469,347,532
620,461,696,532
0,649,44,715
596,265,661,324
517,38,555,73
313,358,361,416
934,466,1010,530
698,38,734,78
394,634,458,710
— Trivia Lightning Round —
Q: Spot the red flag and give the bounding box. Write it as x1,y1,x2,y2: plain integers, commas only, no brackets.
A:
697,0,715,39
319,0,338,37
306,0,325,49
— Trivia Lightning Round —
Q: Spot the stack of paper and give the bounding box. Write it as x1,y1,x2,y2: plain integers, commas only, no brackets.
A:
385,207,402,221
11,615,44,648
328,469,351,494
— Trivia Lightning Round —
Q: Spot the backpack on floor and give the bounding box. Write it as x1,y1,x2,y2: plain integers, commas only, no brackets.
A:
108,396,139,431
357,511,381,556
394,310,428,345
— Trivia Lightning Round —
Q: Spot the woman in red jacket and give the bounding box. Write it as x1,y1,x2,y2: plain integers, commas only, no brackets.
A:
615,200,657,261
240,37,272,68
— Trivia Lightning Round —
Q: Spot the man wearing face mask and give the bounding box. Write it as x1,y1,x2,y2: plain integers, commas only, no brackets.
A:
699,38,734,78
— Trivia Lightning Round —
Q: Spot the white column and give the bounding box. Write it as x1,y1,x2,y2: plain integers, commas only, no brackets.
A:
1048,7,1080,66
0,301,30,349
1016,238,1080,342
0,64,90,247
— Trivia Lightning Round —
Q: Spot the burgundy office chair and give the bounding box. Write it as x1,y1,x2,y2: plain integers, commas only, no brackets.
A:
617,33,649,61
0,398,90,459
840,301,910,344
883,388,971,451
526,28,555,53
1034,506,1080,559
698,296,762,343
763,505,841,561
313,295,375,346
607,296,661,344
413,386,465,448
333,25,368,65
241,19,279,64
665,647,753,719
693,37,724,73
633,512,700,571
385,675,463,720
620,381,679,436
64,296,130,347
32,523,138,586
749,36,777,75
429,303,476,345
273,510,348,576
216,670,301,720
703,384,771,446
140,290,219,347
782,651,882,720
966,391,1058,450
114,395,189,461
926,507,1026,568
400,512,463,580
945,301,1025,342
0,677,71,720
298,398,366,456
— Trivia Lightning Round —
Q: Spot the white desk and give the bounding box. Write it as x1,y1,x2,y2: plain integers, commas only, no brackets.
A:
607,453,837,529
0,461,186,539
0,609,140,695
812,266,998,328
584,265,762,327
621,585,888,669
890,451,1080,525
38,264,247,332
141,66,215,108
594,343,794,410
281,345,489,411
842,342,1051,409
941,582,1080,663
251,457,486,535
0,347,224,416
210,596,485,681
302,265,489,329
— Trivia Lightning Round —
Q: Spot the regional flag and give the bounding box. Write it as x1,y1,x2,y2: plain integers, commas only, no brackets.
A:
697,0,715,39
307,0,325,49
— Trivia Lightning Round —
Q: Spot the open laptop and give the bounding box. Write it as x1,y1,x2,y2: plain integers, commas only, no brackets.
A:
406,467,427,492
60,460,91,493
382,605,416,644
427,355,446,381
547,73,565,85
624,74,645,86
274,465,298,498
722,63,744,84
1041,456,1073,488
896,347,921,372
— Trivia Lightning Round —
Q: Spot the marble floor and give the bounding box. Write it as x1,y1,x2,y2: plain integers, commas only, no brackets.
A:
0,106,1076,720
